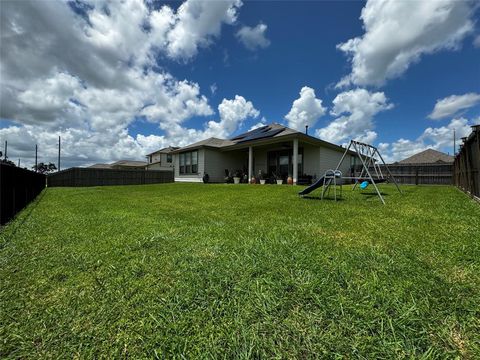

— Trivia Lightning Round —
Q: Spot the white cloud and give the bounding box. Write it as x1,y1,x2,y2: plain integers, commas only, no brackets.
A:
205,95,260,138
428,93,480,119
249,116,267,131
316,88,393,144
210,83,217,95
474,35,480,48
0,92,258,169
380,117,474,162
140,73,214,128
162,0,243,60
236,23,270,51
145,95,259,146
422,117,472,149
80,0,244,64
336,0,475,87
0,125,148,169
0,0,243,92
285,87,326,132
0,0,255,168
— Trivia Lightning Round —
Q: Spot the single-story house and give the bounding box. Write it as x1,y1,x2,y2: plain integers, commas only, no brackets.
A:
88,160,147,169
168,123,357,184
396,149,454,164
146,146,179,171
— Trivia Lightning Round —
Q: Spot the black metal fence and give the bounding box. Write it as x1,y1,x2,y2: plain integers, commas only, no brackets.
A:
0,163,46,225
47,167,174,187
454,125,480,200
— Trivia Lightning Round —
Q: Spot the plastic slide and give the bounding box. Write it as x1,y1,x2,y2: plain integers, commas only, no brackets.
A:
298,176,327,196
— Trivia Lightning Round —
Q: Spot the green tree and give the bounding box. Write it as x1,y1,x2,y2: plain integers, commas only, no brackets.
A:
32,162,57,174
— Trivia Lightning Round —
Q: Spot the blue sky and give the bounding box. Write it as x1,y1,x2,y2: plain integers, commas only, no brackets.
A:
1,0,479,167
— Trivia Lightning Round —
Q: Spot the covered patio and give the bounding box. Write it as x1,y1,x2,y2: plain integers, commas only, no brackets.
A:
222,136,322,184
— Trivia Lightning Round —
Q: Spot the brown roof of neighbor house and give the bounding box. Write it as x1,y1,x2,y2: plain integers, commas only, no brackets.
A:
145,146,179,156
172,137,236,152
110,160,147,167
397,149,454,164
88,163,113,169
88,160,147,168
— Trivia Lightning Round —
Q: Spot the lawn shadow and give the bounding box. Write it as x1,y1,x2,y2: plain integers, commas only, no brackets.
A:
0,189,46,246
360,191,389,196
300,195,345,201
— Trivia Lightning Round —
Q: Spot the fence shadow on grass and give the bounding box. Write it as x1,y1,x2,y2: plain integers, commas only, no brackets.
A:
0,189,46,248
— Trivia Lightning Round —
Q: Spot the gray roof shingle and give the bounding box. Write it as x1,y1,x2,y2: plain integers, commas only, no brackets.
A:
397,149,453,164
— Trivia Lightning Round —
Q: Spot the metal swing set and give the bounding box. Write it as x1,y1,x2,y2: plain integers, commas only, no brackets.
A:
299,140,402,204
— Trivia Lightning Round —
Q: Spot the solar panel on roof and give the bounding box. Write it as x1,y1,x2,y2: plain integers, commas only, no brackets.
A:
236,128,285,143
231,125,270,140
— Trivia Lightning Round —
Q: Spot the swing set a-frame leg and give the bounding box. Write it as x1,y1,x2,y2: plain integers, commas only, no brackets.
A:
354,142,386,204
376,150,402,194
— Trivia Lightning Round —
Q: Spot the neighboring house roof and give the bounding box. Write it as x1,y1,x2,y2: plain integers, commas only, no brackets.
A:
88,160,147,168
397,149,454,164
88,163,112,169
110,160,147,167
169,123,355,155
145,146,179,156
175,137,236,152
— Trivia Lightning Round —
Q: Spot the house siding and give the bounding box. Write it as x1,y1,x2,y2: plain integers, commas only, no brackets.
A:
302,144,353,179
174,148,204,182
319,147,352,177
146,162,174,171
171,141,354,184
147,153,174,169
303,144,321,177
204,149,246,183
253,148,268,176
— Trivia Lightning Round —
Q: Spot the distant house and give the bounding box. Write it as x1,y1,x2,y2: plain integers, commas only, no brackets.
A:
88,160,147,170
145,146,179,171
397,149,454,164
165,123,357,183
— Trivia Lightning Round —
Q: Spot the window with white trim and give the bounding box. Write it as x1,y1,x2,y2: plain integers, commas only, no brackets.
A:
179,150,198,174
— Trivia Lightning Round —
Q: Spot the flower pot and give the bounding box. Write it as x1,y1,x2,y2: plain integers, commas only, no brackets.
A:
276,179,283,185
287,176,293,185
233,177,240,184
260,179,266,185
250,177,256,184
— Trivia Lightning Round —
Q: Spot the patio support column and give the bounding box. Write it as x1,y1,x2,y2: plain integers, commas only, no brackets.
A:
293,138,298,185
248,146,253,184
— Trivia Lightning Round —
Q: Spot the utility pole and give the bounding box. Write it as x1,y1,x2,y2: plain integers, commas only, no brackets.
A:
4,140,7,160
58,136,61,171
35,144,38,172
18,158,20,167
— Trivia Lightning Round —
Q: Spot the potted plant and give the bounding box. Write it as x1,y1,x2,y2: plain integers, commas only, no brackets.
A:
224,169,233,183
274,172,283,185
287,174,293,185
259,170,266,185
233,170,241,184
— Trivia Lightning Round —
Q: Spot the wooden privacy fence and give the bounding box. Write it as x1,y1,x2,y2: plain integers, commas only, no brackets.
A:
0,163,46,225
454,125,480,200
47,167,174,187
361,163,453,185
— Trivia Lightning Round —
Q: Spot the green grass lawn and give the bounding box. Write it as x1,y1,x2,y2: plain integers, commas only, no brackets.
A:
1,183,479,358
